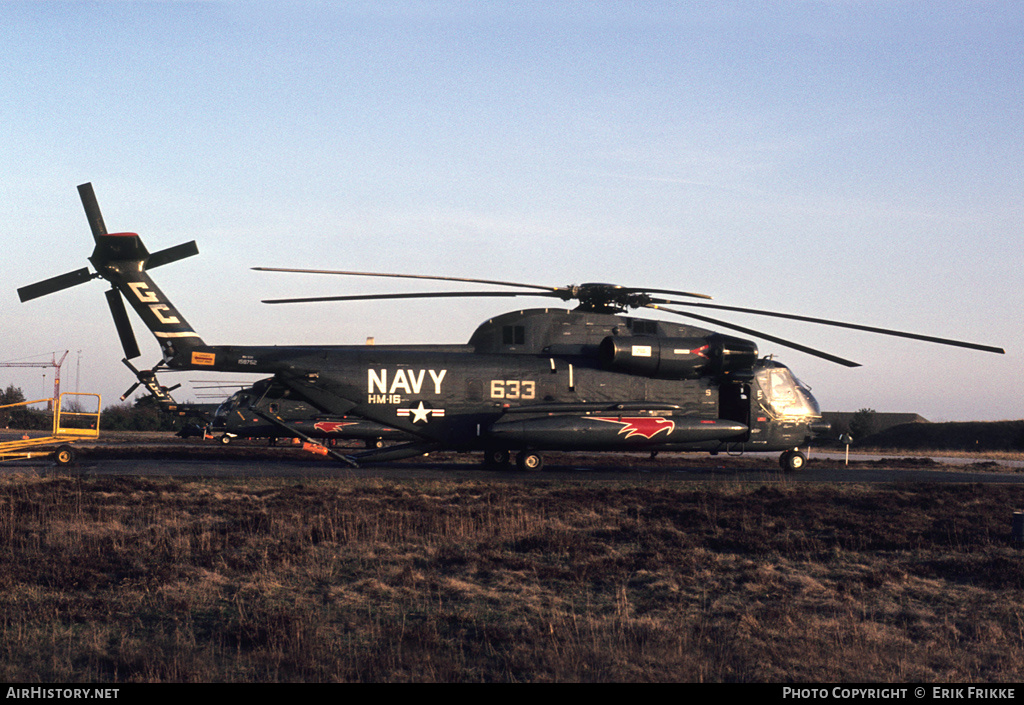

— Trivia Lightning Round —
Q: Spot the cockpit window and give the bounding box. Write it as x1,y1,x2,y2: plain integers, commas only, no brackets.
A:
217,392,248,415
755,364,821,419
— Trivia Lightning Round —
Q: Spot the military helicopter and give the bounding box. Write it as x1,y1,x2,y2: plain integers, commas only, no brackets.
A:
120,358,218,425
207,375,412,449
17,184,1005,471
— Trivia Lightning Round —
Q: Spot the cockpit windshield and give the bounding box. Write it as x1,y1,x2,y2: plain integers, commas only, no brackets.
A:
755,362,821,419
215,391,248,418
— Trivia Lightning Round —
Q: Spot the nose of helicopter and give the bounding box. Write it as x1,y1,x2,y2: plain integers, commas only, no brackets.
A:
810,419,832,437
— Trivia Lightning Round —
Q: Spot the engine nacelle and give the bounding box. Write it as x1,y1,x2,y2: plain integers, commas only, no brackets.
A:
598,334,758,379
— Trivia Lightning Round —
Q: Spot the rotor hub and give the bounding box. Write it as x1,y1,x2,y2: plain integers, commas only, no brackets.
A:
569,283,651,312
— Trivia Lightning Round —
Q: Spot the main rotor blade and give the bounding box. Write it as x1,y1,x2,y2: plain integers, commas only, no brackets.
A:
262,290,541,305
17,267,95,302
647,304,862,367
78,182,107,239
649,298,1005,355
253,267,562,293
253,267,713,302
619,286,713,301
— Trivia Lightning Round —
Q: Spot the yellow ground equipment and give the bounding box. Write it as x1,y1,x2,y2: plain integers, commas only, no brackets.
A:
0,393,101,465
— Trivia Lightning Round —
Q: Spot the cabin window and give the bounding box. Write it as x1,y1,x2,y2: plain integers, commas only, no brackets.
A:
502,325,525,345
630,319,658,335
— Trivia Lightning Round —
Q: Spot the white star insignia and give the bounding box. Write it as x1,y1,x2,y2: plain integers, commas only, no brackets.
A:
410,401,431,424
396,401,445,424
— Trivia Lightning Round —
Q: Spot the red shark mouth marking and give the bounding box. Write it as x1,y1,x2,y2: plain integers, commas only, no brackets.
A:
313,421,358,433
593,416,675,440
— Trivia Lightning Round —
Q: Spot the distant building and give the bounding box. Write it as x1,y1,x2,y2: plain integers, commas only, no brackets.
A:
821,411,928,437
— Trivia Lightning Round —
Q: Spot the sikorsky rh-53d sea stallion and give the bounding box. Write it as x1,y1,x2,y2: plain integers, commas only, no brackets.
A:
18,184,1005,470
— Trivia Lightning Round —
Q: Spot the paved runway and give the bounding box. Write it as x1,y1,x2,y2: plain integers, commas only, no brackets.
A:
3,441,1022,484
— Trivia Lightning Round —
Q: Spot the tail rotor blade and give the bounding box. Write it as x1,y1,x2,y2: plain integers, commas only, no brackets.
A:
17,267,95,302
148,241,199,270
78,183,107,239
105,288,141,360
120,357,171,400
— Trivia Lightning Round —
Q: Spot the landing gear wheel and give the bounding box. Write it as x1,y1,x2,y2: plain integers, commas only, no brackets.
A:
779,450,806,472
516,451,544,472
483,449,511,468
54,445,76,465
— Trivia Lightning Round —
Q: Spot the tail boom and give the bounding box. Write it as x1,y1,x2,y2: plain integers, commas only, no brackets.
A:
93,246,206,361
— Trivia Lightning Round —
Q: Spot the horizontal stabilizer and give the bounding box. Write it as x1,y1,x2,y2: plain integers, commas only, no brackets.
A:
17,267,95,302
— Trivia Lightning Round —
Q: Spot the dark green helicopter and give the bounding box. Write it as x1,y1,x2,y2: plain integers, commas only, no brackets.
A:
119,358,218,425
207,376,412,449
18,184,1005,471
125,359,415,450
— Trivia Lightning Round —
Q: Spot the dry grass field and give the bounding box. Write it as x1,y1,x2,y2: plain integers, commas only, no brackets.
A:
1,472,1023,683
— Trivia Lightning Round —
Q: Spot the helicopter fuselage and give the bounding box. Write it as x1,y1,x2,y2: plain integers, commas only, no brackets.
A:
178,308,827,461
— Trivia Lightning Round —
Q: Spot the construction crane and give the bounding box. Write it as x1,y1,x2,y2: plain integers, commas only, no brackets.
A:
0,351,69,410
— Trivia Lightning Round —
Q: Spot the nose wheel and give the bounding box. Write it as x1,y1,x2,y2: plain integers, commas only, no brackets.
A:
779,449,807,472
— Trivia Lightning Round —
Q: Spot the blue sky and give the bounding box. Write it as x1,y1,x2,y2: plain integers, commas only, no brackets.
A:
2,1,1020,422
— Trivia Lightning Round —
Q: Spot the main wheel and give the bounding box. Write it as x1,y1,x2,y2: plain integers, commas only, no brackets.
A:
516,451,544,472
54,445,76,465
483,449,511,468
779,450,806,472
